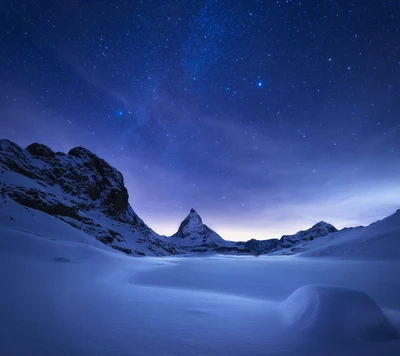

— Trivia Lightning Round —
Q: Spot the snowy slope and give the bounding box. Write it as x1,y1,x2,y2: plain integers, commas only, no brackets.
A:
0,139,179,256
0,220,399,355
298,210,400,259
266,210,400,259
1,160,400,354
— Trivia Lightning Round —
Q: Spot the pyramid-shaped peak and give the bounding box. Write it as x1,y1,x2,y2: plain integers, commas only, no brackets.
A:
173,208,204,238
187,208,202,223
171,208,226,247
314,221,330,227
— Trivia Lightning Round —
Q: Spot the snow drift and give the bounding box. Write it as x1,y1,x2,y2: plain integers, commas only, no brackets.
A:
280,285,399,342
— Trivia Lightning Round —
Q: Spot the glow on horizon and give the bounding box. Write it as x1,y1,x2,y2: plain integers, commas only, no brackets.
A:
135,183,400,241
144,210,394,241
144,206,398,242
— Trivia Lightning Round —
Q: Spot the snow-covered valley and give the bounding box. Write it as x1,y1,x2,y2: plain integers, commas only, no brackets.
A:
1,200,400,355
1,140,400,355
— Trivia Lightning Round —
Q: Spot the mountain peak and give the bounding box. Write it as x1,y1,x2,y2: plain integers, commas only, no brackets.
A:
172,210,203,239
311,221,337,232
68,146,98,162
26,143,56,159
313,221,335,229
170,208,226,249
279,221,337,248
185,208,203,224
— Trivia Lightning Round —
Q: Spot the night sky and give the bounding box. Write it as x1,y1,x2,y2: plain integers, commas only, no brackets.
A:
1,1,399,240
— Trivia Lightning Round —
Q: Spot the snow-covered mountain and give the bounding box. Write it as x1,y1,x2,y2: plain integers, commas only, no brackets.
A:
242,238,280,255
166,211,339,256
169,209,225,248
279,221,338,247
0,139,180,256
168,209,254,254
265,210,400,259
1,139,398,259
297,210,400,259
239,221,338,255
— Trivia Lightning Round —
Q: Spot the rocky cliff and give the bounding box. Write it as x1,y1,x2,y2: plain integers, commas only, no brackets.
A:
0,139,179,256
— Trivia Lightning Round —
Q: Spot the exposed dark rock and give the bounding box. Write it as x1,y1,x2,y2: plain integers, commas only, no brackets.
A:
191,248,208,253
214,246,256,255
26,143,56,159
0,139,179,257
97,235,114,244
244,238,280,255
7,188,80,219
112,246,133,255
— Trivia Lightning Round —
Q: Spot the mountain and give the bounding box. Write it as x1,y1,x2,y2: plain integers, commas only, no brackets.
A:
265,211,400,259
1,139,397,259
0,139,179,256
242,238,280,255
298,210,400,259
279,221,338,247
166,210,339,256
166,210,340,256
239,221,338,255
169,209,225,248
168,209,255,254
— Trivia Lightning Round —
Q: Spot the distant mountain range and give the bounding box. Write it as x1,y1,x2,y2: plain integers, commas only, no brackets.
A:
1,139,399,259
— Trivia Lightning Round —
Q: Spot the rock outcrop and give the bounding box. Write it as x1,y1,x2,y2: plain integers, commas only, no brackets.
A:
0,139,180,256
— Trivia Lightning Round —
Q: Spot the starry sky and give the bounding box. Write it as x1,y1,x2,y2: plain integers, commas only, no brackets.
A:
1,0,400,241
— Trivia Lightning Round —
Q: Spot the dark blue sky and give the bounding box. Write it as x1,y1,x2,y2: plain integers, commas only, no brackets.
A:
1,0,399,240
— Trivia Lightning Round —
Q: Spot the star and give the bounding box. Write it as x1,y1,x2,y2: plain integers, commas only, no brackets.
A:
1,0,398,241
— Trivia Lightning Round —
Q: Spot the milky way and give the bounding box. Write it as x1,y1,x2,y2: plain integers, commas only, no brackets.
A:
1,1,399,240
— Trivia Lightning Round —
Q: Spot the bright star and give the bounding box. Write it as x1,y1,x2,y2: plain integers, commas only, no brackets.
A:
257,81,263,88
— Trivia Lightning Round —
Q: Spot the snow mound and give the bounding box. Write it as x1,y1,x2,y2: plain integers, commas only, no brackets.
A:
280,285,399,342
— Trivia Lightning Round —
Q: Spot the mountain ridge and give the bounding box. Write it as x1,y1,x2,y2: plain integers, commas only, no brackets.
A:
0,139,180,256
166,209,339,255
1,139,397,258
